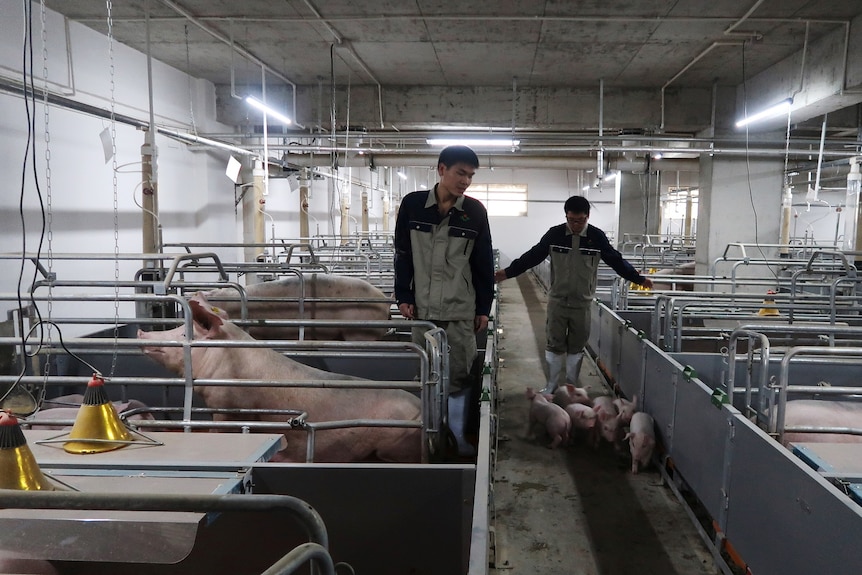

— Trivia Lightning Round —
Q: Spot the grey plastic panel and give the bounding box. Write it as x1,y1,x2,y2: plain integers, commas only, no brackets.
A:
726,417,862,575
251,463,476,575
667,372,735,520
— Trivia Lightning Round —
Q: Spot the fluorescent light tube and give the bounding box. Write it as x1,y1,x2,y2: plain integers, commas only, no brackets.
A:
245,96,292,125
425,138,520,147
396,170,408,180
157,128,257,156
735,98,792,128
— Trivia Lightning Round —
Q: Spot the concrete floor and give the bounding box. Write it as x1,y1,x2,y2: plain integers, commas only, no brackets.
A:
490,274,723,575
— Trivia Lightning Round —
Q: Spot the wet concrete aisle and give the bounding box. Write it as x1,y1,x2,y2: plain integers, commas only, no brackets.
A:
490,274,722,575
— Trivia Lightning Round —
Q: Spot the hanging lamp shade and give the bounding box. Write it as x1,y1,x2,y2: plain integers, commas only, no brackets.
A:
63,374,132,454
0,411,56,490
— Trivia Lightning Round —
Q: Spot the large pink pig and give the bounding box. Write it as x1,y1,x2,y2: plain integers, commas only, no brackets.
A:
782,399,862,445
199,274,392,341
626,411,656,474
525,387,570,448
137,295,422,463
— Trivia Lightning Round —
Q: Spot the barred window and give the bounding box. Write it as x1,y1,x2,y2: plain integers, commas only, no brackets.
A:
466,183,528,217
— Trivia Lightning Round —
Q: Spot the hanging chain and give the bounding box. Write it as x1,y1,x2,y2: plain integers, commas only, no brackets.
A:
107,0,121,379
40,0,54,380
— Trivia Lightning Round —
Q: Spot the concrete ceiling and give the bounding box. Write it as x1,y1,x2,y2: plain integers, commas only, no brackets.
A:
42,0,862,162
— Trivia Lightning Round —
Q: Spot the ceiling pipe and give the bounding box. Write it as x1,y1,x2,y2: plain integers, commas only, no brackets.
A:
157,0,304,129
118,15,849,27
200,129,860,149
724,0,767,37
286,153,699,171
660,41,744,130
303,0,385,129
276,143,857,159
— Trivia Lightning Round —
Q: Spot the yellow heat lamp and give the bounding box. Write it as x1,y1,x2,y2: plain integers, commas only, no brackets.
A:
63,374,132,454
0,411,57,490
758,290,781,317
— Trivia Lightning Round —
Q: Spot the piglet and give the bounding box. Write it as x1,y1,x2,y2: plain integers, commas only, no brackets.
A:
526,387,571,449
613,394,638,425
626,411,656,474
591,395,622,446
552,384,592,408
564,402,597,438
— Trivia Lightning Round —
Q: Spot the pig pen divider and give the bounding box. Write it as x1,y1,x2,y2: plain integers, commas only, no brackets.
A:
589,300,862,575
0,294,446,463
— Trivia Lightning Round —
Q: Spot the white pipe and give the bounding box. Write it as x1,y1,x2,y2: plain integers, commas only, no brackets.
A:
597,78,604,180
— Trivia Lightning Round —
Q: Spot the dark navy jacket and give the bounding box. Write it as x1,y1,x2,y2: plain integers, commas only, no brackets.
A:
504,223,645,305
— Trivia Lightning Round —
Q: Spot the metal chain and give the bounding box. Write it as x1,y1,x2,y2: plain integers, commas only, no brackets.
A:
40,0,54,377
107,0,121,379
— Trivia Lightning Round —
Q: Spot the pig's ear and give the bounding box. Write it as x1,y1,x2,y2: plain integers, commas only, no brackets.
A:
191,292,230,320
188,299,225,336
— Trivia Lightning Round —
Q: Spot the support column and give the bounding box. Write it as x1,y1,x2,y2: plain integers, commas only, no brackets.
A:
299,168,310,241
242,159,266,285
361,189,369,234
140,130,159,256
617,171,660,248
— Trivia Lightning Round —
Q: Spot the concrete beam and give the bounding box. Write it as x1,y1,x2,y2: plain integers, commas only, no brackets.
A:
729,15,862,133
216,84,714,134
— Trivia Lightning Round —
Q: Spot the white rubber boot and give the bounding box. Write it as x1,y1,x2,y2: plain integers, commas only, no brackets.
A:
565,352,584,386
541,351,564,394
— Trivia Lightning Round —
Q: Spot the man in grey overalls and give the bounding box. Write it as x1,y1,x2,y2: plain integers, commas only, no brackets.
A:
495,195,653,394
394,146,495,392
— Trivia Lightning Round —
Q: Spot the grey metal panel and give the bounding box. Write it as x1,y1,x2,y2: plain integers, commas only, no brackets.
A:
617,310,652,335
669,352,727,391
642,342,683,452
617,325,645,401
725,417,862,575
251,464,475,575
667,370,735,520
602,309,624,380
589,303,610,367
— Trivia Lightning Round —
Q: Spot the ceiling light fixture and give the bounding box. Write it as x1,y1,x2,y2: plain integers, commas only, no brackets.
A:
158,128,256,157
735,98,792,128
396,170,408,180
245,96,292,125
425,138,520,148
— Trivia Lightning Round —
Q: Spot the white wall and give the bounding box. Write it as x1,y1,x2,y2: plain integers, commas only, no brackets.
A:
480,168,618,268
0,2,237,328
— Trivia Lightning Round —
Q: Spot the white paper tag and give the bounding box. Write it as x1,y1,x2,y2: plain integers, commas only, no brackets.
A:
99,127,113,163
